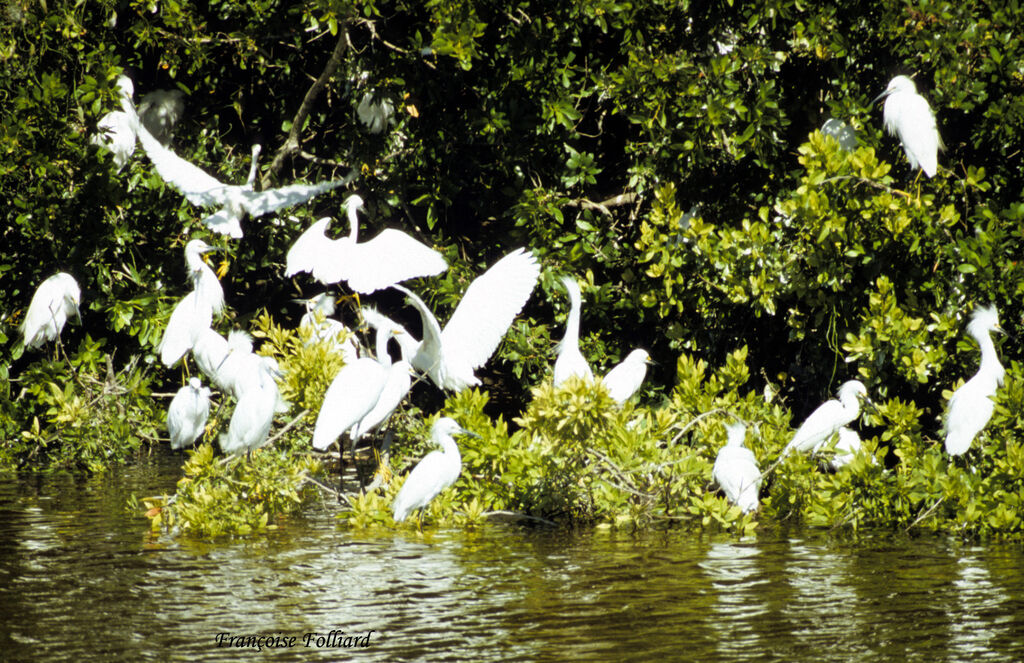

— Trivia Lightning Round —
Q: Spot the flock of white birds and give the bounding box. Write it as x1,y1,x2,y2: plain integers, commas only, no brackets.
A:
16,72,1001,520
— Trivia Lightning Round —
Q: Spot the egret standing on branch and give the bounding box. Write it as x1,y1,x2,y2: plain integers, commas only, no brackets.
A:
285,195,448,293
167,377,211,450
20,272,82,351
944,305,1006,456
712,422,761,514
392,248,541,392
158,290,213,367
220,356,281,456
784,380,869,457
553,275,593,387
874,75,942,178
392,417,478,523
601,349,653,405
184,239,225,315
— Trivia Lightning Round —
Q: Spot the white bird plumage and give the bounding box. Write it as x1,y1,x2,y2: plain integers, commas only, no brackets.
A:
874,75,942,177
91,76,137,171
184,239,225,315
20,272,82,349
220,356,280,455
392,417,473,523
158,290,213,367
351,309,415,439
944,305,1005,456
553,275,593,386
712,422,761,514
393,247,541,392
137,88,185,144
297,293,359,363
312,356,389,453
167,377,211,450
285,195,448,293
357,92,394,134
784,380,868,456
825,427,863,470
601,349,652,404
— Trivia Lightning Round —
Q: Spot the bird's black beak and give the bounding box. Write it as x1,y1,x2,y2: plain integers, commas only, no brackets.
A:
870,89,891,106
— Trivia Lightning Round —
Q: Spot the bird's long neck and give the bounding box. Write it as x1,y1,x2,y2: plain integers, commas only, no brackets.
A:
562,286,583,347
347,204,359,243
246,145,261,187
975,330,1005,385
839,394,861,423
392,331,421,364
440,436,461,463
373,327,393,367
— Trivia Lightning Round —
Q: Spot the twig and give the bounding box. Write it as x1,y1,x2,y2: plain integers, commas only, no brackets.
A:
905,496,945,533
667,408,728,446
265,408,311,449
820,175,912,199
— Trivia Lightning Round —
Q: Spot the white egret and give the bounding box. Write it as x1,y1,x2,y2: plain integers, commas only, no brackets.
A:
91,76,137,171
159,290,213,367
356,92,394,134
712,422,761,514
944,305,1006,456
873,75,942,177
393,247,541,391
825,427,863,470
351,309,415,439
784,380,869,456
220,356,281,455
192,327,230,390
184,239,225,315
297,293,358,363
137,88,185,144
132,113,346,239
285,195,447,293
20,272,81,350
392,417,477,523
167,377,211,450
552,275,593,386
601,349,653,405
312,358,389,453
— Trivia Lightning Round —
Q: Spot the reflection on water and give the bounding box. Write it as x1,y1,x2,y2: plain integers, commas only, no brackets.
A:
2,457,1024,662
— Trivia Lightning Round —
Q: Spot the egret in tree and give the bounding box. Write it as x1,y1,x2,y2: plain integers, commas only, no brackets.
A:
130,108,346,239
351,309,415,440
357,91,394,134
220,356,281,455
873,75,942,178
392,247,541,392
601,349,653,405
944,305,1006,456
285,195,447,293
184,239,225,315
137,88,185,144
297,293,358,363
20,272,81,350
158,290,213,367
392,417,478,524
824,427,864,470
712,422,761,514
91,76,137,172
553,275,593,387
167,377,211,450
784,380,869,456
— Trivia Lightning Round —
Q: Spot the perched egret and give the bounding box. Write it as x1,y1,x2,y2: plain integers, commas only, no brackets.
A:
159,290,213,367
285,195,447,293
192,327,231,390
393,248,541,392
356,92,394,134
944,305,1006,456
351,311,414,439
312,357,389,453
874,75,942,177
184,239,225,315
91,76,137,171
220,356,281,455
712,422,761,514
297,293,358,363
137,88,185,144
784,380,869,456
132,113,346,238
601,349,653,404
826,427,863,470
552,275,593,387
20,272,82,350
167,377,211,450
392,417,477,523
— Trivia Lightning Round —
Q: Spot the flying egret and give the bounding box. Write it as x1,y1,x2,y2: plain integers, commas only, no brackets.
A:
220,356,281,455
137,88,185,144
712,422,761,514
131,110,346,239
167,377,211,450
552,275,593,387
184,239,225,315
297,293,358,363
20,272,82,350
944,305,1006,456
159,290,213,367
357,92,394,134
873,75,942,177
784,380,869,456
285,195,448,293
392,417,478,523
601,349,653,405
393,247,541,391
91,76,137,171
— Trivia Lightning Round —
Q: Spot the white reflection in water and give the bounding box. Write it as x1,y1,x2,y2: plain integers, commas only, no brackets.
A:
949,550,1012,661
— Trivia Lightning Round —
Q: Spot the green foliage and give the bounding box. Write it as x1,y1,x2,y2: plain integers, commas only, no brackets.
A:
143,442,322,538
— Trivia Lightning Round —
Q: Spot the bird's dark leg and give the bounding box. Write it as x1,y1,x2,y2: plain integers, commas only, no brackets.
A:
337,439,346,499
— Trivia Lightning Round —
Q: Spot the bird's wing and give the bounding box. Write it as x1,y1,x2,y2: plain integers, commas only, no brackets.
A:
312,358,388,450
439,248,540,370
135,122,231,206
343,229,448,294
239,178,346,217
201,207,245,239
352,364,412,438
392,451,448,519
896,94,941,175
285,218,334,278
786,400,844,453
713,447,761,504
393,285,445,374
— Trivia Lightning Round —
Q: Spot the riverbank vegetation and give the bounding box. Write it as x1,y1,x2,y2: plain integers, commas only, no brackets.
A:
2,1,1023,540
